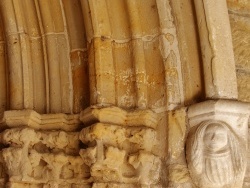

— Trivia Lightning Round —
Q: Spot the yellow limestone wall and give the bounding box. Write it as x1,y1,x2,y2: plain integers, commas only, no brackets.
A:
228,0,250,102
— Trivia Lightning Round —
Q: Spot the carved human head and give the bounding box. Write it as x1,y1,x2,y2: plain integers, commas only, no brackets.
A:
203,123,228,152
186,120,245,187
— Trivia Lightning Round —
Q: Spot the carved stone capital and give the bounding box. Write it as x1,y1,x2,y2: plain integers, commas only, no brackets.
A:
0,110,81,131
0,110,91,187
186,100,250,188
79,106,161,187
0,127,91,187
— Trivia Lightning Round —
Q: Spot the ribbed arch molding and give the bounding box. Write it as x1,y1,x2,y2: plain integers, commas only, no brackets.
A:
0,0,185,115
0,0,89,114
82,0,184,111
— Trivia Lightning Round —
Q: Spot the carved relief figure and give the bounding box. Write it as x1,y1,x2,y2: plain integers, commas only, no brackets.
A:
186,121,246,188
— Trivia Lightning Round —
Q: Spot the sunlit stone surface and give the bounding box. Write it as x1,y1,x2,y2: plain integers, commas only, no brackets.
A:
0,0,248,187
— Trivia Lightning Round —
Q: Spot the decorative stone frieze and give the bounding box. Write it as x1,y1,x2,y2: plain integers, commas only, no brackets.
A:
0,110,91,187
186,100,250,188
79,106,161,187
1,128,80,155
0,110,81,131
80,106,159,129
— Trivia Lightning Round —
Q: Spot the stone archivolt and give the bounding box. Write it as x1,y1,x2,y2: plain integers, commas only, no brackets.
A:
0,0,249,188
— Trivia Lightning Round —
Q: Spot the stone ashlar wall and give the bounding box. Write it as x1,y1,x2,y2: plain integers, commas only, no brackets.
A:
228,0,250,102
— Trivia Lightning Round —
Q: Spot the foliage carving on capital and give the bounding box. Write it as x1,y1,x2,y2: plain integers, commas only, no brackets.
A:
79,106,162,187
